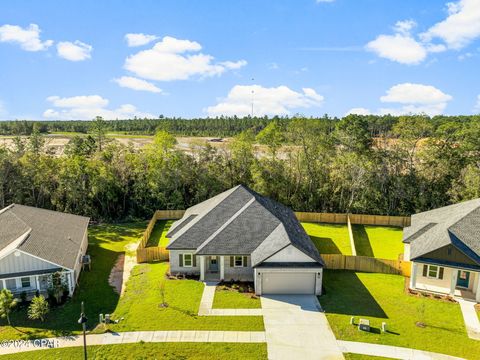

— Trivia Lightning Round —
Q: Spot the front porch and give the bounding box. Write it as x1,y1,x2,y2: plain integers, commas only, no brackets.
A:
410,262,480,302
0,269,74,299
199,255,225,282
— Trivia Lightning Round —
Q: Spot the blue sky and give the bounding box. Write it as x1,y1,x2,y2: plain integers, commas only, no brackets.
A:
0,0,479,120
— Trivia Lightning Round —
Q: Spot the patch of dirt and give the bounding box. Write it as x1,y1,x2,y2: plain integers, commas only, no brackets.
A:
108,242,142,296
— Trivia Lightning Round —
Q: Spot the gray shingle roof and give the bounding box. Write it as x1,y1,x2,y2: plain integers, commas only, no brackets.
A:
167,185,323,266
0,204,90,270
405,198,480,261
0,209,30,252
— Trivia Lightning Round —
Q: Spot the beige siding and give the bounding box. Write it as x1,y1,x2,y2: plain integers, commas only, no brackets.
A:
0,251,58,275
73,229,89,283
224,256,253,281
264,245,315,263
414,263,453,294
169,250,200,275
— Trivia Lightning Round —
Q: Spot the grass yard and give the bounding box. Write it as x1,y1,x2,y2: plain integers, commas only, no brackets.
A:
107,262,264,332
213,283,261,309
321,270,480,360
302,222,352,255
344,354,394,360
0,343,268,360
146,220,174,247
352,225,403,260
0,222,147,341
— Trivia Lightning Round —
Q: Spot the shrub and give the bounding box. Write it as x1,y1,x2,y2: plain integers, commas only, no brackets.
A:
28,295,50,322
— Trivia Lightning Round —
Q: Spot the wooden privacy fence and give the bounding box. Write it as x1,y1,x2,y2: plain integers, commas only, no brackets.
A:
294,212,410,227
136,210,185,263
321,254,411,276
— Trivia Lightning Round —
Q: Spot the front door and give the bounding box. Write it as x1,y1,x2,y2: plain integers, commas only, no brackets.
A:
209,256,218,272
456,270,470,288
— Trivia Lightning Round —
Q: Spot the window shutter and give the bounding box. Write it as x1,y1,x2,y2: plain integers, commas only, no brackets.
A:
243,256,247,267
230,256,234,267
439,267,444,279
179,254,183,267
422,264,427,277
193,255,197,267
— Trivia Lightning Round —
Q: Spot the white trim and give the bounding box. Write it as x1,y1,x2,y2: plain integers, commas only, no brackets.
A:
234,256,244,268
426,264,441,279
0,204,14,215
183,253,193,267
0,229,31,260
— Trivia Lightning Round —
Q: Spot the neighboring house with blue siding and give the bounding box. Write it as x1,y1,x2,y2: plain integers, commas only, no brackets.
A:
0,204,89,298
403,199,480,302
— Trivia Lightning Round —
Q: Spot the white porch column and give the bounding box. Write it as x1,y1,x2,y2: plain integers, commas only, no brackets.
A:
66,271,73,295
220,256,225,281
409,262,417,289
200,256,205,281
35,276,40,291
476,272,480,303
450,269,458,296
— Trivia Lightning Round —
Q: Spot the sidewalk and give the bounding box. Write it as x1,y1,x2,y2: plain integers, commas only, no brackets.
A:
457,298,480,340
338,340,465,360
0,330,267,355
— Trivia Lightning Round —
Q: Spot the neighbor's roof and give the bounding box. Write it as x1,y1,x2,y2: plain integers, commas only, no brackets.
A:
166,185,323,266
404,198,480,261
0,204,90,270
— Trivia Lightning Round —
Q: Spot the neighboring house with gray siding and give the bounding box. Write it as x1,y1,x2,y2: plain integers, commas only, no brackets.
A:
403,198,480,302
0,204,89,298
166,185,324,295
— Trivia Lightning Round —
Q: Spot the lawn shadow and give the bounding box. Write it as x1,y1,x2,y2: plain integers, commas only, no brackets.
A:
321,270,387,319
352,225,374,257
310,236,342,254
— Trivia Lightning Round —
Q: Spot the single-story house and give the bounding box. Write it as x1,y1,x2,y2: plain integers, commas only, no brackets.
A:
166,185,324,295
403,198,480,302
0,204,89,298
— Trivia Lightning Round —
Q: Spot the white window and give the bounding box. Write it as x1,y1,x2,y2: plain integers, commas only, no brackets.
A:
234,256,244,267
183,254,193,267
21,277,31,288
427,265,439,278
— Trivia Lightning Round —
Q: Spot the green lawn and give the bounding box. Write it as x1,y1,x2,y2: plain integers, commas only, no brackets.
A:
352,225,403,260
0,343,268,360
344,354,394,360
213,284,261,309
0,222,147,341
302,222,352,255
107,262,264,332
321,270,480,359
146,220,174,247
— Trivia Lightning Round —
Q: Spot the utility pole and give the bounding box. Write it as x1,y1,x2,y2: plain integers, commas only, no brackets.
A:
78,301,88,360
251,78,255,118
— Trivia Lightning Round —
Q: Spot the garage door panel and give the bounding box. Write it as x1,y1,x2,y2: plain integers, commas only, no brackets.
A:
262,272,315,294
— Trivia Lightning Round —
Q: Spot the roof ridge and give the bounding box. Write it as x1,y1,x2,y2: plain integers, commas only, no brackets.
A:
448,202,480,231
195,197,256,254
11,204,90,220
167,185,243,246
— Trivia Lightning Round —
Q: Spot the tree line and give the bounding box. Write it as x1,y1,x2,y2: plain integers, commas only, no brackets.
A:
0,115,479,221
1,114,479,138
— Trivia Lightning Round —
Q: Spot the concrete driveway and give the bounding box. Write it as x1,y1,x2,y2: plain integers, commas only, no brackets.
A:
261,295,344,360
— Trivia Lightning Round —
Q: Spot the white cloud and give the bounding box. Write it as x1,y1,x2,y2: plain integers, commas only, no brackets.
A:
43,95,154,120
56,41,92,61
124,36,247,81
125,33,159,47
0,23,53,51
205,85,324,117
379,83,452,115
113,76,162,93
345,107,371,116
421,0,480,49
475,95,480,112
366,20,428,64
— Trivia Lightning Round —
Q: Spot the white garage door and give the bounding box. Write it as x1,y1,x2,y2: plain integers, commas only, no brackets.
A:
262,272,315,294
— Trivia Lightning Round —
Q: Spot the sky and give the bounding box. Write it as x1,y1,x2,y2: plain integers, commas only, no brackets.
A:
0,0,479,120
